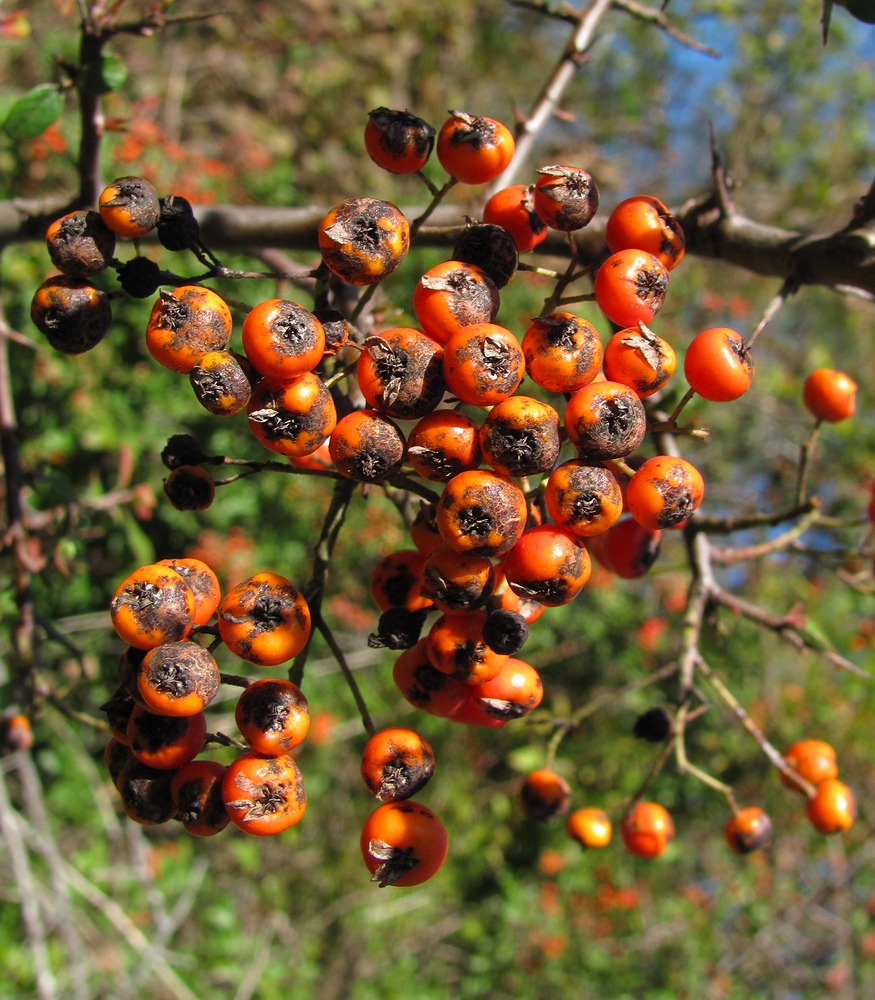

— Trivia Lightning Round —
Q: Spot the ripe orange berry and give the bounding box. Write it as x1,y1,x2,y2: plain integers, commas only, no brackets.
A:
361,800,449,887
779,738,839,794
98,176,161,238
217,572,311,666
369,549,432,613
451,655,543,726
436,111,514,185
802,368,857,423
407,409,482,483
805,778,856,835
136,640,220,718
155,559,220,627
170,760,231,837
356,327,446,419
626,455,705,530
605,194,685,271
589,515,662,579
1,713,34,754
519,768,572,821
110,563,197,650
482,183,548,253
724,806,773,853
235,678,310,755
329,408,406,483
602,324,676,398
364,107,435,174
222,751,307,836
533,164,599,231
522,312,603,394
501,525,591,607
360,727,435,802
684,327,754,402
318,197,410,286
564,380,647,462
426,610,508,684
189,349,255,416
145,285,233,374
420,543,496,614
620,801,675,858
478,395,561,479
593,249,669,329
247,372,337,458
412,260,500,344
393,639,469,718
545,461,623,538
241,299,326,380
566,807,612,849
442,322,525,407
436,469,527,558
126,704,206,770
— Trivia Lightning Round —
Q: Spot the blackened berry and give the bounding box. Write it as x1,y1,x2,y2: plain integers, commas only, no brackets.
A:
368,607,429,650
161,434,206,470
633,707,672,742
482,608,529,655
117,256,163,298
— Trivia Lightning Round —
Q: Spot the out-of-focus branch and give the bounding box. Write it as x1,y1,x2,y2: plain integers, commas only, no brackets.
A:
495,0,615,191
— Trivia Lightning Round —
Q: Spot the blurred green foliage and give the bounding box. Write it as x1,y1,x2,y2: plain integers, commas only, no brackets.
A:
0,2,873,999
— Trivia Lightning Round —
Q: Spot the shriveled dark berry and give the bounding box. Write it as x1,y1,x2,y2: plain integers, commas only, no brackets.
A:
161,434,206,470
482,608,528,655
368,607,429,650
164,465,215,511
633,707,672,742
452,223,518,288
158,195,201,252
116,256,163,298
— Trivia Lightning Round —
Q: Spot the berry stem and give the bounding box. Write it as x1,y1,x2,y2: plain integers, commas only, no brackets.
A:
696,657,818,797
315,616,376,738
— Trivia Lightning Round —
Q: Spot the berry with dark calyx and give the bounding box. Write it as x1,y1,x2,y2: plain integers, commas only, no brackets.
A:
157,195,201,252
365,107,435,174
164,465,216,511
30,276,112,355
161,434,207,470
482,608,528,655
725,807,773,854
99,176,162,239
46,209,116,278
116,757,177,825
633,707,672,742
312,307,350,356
116,256,163,298
190,350,254,417
368,607,430,650
452,223,519,288
318,197,410,286
533,164,599,232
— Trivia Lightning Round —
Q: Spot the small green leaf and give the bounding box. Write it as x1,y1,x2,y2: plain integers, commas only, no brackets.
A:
3,84,64,140
81,53,128,95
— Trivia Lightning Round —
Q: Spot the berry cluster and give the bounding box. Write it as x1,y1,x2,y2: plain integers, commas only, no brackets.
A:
28,103,862,888
105,559,311,837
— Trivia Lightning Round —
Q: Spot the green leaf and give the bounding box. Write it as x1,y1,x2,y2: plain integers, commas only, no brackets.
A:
2,84,64,140
81,53,128,95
